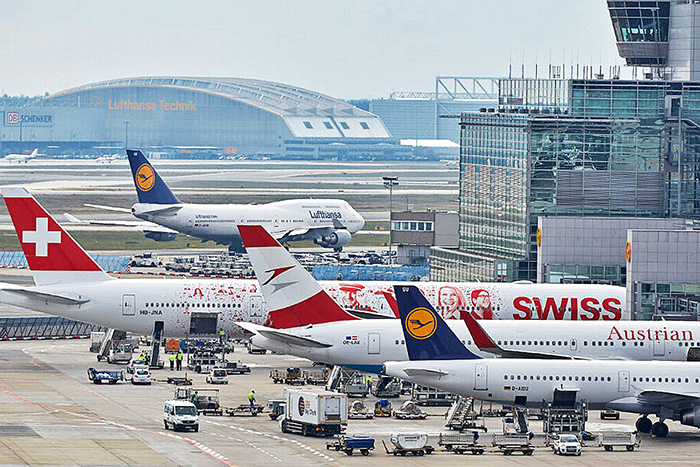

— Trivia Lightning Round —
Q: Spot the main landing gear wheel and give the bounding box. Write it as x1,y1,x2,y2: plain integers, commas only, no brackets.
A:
636,416,652,433
651,421,669,437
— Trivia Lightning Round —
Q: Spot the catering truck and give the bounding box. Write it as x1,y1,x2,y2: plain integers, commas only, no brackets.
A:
280,388,347,437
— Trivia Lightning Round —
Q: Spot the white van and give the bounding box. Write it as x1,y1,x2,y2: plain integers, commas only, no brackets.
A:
163,400,199,432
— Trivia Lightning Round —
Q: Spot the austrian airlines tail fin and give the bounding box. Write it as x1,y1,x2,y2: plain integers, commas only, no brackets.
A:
238,224,358,329
126,149,180,205
1,187,112,286
394,285,480,361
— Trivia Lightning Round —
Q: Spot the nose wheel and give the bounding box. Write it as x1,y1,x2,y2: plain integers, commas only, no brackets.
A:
635,416,652,433
651,421,669,437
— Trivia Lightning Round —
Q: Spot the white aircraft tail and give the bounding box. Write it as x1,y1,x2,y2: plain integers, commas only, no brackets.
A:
1,187,113,286
238,224,358,328
30,148,38,157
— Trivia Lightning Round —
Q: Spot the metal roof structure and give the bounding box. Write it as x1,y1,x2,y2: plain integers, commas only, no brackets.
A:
48,76,375,118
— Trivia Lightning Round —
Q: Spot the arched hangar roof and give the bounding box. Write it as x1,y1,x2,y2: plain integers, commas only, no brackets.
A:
46,76,391,138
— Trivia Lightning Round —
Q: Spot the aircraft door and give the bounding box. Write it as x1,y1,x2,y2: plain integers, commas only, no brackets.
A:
618,370,630,392
367,333,380,354
273,216,280,229
569,338,577,352
474,363,488,391
122,294,135,316
250,295,263,318
653,338,665,356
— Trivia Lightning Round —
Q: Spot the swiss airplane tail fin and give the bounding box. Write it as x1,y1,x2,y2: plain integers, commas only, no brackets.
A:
238,224,358,328
394,285,480,361
126,149,180,205
2,187,112,286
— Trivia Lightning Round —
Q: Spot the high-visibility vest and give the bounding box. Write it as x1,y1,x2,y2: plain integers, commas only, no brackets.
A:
176,353,183,360
169,355,175,362
248,392,255,401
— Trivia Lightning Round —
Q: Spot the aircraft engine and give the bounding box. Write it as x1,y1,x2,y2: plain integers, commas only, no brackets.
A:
144,231,177,242
680,407,700,428
314,230,352,248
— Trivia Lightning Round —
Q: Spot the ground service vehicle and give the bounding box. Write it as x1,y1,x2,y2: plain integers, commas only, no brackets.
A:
552,434,582,456
206,368,229,384
87,368,125,384
280,388,347,437
326,435,375,456
163,400,199,432
131,367,152,385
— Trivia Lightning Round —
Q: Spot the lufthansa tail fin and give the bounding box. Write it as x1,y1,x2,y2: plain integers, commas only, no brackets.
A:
2,187,112,286
394,285,480,361
238,224,358,329
126,149,180,205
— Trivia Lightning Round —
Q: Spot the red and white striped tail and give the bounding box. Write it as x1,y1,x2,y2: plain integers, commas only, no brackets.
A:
238,225,357,328
2,187,112,286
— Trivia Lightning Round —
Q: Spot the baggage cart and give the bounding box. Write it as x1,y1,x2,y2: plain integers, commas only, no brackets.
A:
596,432,640,451
270,367,305,385
326,435,375,456
225,404,264,417
174,387,223,415
87,367,125,384
393,400,428,420
374,399,393,417
348,400,373,419
438,432,484,455
492,434,534,456
382,433,434,456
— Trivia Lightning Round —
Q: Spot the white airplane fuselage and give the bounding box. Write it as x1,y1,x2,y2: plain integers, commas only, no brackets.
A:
132,199,365,248
250,319,700,373
383,358,700,419
0,279,626,339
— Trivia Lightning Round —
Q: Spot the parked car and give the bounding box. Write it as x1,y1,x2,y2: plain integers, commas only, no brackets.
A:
600,409,620,420
131,367,152,385
552,434,582,456
206,368,229,384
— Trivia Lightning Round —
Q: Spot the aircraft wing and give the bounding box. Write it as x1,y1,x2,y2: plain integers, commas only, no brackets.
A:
235,322,332,348
402,368,449,377
84,203,132,213
636,390,700,408
64,214,178,234
0,288,90,305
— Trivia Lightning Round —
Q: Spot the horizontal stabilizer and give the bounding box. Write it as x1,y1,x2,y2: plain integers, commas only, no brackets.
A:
236,322,332,348
1,288,90,305
403,368,449,377
84,203,132,213
136,205,183,216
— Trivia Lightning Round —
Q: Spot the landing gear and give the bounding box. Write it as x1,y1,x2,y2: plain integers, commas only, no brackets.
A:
651,421,669,437
334,247,342,252
635,416,652,433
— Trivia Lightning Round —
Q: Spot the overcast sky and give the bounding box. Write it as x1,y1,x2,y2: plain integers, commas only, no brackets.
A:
1,1,622,99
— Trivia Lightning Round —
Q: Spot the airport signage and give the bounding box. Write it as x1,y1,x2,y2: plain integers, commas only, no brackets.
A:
4,111,54,127
107,99,196,112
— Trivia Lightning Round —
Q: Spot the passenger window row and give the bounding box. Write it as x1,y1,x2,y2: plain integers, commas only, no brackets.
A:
504,374,613,382
144,302,242,308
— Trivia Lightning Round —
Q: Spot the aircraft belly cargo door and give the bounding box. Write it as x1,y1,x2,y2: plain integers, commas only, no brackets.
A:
122,294,135,316
474,363,488,391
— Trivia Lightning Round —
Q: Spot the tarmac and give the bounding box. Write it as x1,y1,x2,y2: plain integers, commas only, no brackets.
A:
1,339,700,466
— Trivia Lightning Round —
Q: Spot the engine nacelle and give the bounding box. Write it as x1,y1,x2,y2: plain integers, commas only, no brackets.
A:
314,229,352,248
144,231,177,242
680,406,700,427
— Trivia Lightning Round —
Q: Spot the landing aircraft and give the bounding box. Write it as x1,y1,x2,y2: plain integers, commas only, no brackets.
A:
4,148,38,163
94,149,366,250
0,188,629,342
237,225,700,372
382,285,700,438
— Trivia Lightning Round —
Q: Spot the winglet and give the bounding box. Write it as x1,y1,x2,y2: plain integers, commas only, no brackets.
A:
239,225,358,328
2,187,111,285
126,149,180,205
461,309,502,352
394,285,480,361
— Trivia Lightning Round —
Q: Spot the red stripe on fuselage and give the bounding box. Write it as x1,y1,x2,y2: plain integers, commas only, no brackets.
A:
238,225,280,248
270,290,359,328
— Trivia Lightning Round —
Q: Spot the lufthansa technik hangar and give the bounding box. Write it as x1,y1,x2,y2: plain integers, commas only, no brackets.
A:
1,77,408,159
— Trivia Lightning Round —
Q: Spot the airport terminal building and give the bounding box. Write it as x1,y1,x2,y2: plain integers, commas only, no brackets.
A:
0,77,410,159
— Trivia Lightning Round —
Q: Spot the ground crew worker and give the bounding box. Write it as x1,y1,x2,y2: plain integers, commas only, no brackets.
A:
169,353,175,371
176,351,183,371
248,390,256,408
366,375,373,390
191,390,198,405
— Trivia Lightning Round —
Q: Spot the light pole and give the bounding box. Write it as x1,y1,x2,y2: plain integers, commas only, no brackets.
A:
124,121,129,149
383,176,399,268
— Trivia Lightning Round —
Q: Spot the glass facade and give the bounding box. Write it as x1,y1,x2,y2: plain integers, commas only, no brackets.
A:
633,281,700,319
429,247,508,282
447,78,700,282
607,1,671,66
